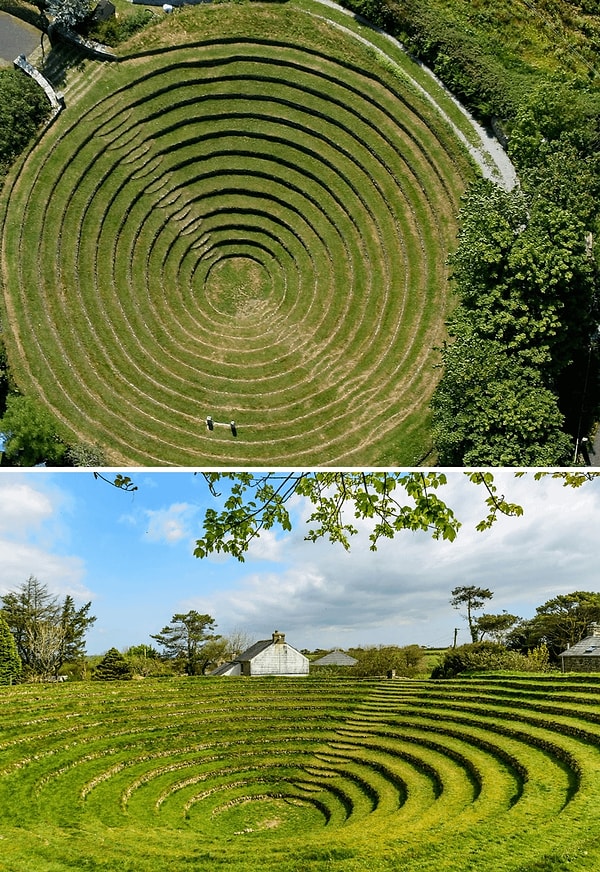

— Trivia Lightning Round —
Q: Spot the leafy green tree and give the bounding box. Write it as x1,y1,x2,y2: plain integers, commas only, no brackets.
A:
450,585,494,643
57,595,96,671
474,611,520,643
151,611,220,675
0,395,66,466
93,647,132,681
445,180,597,375
198,637,230,675
1,577,95,679
124,645,173,678
0,616,21,685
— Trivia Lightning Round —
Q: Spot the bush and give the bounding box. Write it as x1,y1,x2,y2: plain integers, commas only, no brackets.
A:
430,641,553,678
350,644,427,677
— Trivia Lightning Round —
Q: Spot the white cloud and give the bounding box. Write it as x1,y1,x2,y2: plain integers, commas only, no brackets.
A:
143,503,199,544
0,478,54,535
0,476,89,600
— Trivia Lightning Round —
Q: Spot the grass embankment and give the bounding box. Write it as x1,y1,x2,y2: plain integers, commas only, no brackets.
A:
1,674,600,871
0,2,474,466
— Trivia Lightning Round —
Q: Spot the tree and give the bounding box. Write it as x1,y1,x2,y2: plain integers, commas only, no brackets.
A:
1,577,95,679
451,585,494,643
47,0,92,28
474,611,520,643
191,471,526,561
0,616,21,685
151,611,220,676
0,395,66,466
429,167,600,464
93,647,132,681
507,591,600,660
58,595,96,670
431,336,573,465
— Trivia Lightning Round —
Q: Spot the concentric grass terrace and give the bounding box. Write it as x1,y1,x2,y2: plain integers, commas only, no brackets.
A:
0,1,482,465
1,674,600,872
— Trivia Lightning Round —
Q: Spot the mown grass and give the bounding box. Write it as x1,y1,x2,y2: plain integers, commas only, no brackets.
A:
1,674,600,872
0,1,475,465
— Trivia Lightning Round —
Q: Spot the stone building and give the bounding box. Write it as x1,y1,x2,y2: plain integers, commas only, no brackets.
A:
212,631,309,677
559,622,600,673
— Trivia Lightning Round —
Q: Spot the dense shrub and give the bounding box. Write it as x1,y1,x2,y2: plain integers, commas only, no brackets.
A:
350,644,427,677
431,642,553,678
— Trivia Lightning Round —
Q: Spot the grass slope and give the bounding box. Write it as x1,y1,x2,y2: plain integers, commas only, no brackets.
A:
1,674,600,871
0,2,475,465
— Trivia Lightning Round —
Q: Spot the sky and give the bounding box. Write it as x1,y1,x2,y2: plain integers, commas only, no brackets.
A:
0,469,598,654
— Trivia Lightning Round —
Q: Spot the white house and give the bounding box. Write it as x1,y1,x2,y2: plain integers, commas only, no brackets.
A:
212,631,309,677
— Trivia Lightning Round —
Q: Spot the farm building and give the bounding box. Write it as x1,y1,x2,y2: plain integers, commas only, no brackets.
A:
559,622,600,672
212,631,309,677
312,650,358,667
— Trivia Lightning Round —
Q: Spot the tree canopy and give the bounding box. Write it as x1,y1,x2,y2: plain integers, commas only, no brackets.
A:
0,395,66,467
100,470,600,562
151,611,220,675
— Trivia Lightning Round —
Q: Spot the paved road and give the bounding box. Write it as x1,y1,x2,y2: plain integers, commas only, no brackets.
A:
0,11,41,64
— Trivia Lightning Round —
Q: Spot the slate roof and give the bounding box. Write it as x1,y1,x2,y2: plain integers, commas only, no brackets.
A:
236,639,273,662
560,638,600,657
312,650,358,666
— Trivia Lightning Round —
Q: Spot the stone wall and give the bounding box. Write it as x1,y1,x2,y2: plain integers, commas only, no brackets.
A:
13,54,63,118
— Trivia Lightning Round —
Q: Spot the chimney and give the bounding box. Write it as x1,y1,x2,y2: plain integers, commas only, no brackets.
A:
588,622,600,637
272,630,285,644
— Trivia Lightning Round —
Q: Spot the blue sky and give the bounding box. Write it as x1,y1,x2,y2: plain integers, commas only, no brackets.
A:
0,470,599,654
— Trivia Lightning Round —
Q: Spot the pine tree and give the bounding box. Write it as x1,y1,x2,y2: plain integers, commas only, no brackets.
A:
93,647,132,681
0,616,21,685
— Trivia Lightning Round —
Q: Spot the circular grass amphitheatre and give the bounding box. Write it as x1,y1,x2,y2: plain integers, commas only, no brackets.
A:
1,675,600,872
0,1,480,465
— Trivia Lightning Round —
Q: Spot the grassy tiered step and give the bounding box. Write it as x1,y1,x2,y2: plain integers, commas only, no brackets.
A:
0,3,473,465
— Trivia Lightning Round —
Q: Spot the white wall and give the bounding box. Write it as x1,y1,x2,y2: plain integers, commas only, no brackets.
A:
250,643,308,676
